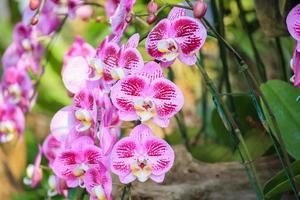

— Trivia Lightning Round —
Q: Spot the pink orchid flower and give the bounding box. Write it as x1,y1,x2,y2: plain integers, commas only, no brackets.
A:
62,36,96,94
287,3,300,87
146,7,207,67
0,102,25,143
47,175,69,198
110,61,184,127
52,136,105,188
110,124,175,183
2,23,44,74
96,33,143,84
1,67,34,112
109,0,136,41
84,165,112,200
23,145,43,188
43,134,64,167
63,34,143,92
50,0,83,18
50,89,98,142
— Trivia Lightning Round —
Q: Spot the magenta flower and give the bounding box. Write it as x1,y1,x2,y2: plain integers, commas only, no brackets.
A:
50,0,82,18
287,3,300,87
23,145,43,188
43,135,64,167
96,34,143,84
110,124,174,183
109,0,136,41
0,103,25,143
63,34,143,92
84,165,112,200
110,61,184,127
2,23,44,74
52,136,105,188
1,67,34,112
62,37,96,94
50,89,98,142
146,8,207,67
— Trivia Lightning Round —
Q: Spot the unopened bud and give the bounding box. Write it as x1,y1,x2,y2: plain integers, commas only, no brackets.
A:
125,15,132,23
147,1,159,14
31,15,39,25
193,0,207,19
29,0,40,11
147,14,157,25
76,5,94,21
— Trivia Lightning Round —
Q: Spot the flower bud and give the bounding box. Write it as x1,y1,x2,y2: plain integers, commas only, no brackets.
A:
125,15,132,23
31,15,39,25
193,0,207,19
76,5,93,21
147,14,157,25
147,1,159,14
29,0,40,11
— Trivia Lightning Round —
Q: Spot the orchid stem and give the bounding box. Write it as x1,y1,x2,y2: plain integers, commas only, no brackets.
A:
275,37,288,81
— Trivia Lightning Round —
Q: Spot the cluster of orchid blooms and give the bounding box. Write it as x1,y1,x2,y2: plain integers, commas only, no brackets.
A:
1,0,299,199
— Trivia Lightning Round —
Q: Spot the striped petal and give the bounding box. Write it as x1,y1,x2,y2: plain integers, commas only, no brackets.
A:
172,16,207,58
287,4,300,43
146,19,171,60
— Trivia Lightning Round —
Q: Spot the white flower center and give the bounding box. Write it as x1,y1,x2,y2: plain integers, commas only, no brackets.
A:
75,109,92,132
7,84,22,104
110,67,125,80
134,97,156,122
157,38,178,62
0,120,16,143
131,157,152,182
93,185,107,200
22,39,32,51
88,58,104,80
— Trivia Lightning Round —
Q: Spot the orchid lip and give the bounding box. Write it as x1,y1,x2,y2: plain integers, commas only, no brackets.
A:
157,38,179,61
88,58,104,80
111,67,125,80
93,185,107,200
75,109,92,132
134,97,156,122
0,120,16,143
131,157,152,182
22,39,32,51
7,84,22,104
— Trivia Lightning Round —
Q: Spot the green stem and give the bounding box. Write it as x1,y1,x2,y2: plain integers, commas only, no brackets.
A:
121,183,131,200
236,0,267,82
175,114,190,151
275,37,288,81
196,58,264,199
212,0,235,112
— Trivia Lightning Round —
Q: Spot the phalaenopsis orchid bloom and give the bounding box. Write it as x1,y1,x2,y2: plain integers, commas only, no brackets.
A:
62,34,143,93
43,134,64,167
287,3,300,87
110,61,184,127
110,124,174,183
146,7,207,67
2,22,44,74
84,165,112,200
1,67,34,112
50,88,99,142
0,102,25,143
23,145,43,188
52,136,107,188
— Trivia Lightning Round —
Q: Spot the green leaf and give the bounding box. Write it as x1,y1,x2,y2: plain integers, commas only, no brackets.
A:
260,80,300,159
263,160,300,199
